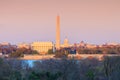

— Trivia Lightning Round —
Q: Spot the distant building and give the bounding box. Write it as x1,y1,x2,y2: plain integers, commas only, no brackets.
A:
72,41,97,49
73,41,86,48
79,41,86,47
1,42,11,46
55,15,72,49
86,44,97,48
106,42,119,46
31,42,53,54
63,38,69,47
17,43,30,49
61,37,72,48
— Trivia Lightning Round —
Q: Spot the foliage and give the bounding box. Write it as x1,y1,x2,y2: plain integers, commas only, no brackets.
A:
9,48,39,58
54,49,69,58
29,71,62,80
86,70,95,80
77,46,120,54
48,49,54,54
103,56,120,80
9,52,24,58
0,56,120,80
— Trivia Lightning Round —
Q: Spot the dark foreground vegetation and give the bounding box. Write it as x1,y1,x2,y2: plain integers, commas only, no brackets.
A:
0,56,120,80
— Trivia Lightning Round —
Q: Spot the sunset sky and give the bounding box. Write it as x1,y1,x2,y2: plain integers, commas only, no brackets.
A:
0,0,120,44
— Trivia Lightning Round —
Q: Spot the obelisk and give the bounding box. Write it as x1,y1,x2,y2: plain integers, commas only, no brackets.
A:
56,15,60,50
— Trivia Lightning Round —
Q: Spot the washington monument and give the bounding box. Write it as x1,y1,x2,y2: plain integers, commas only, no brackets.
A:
56,15,60,50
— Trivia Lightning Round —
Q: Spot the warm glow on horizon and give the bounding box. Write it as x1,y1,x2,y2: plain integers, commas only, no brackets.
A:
0,0,120,44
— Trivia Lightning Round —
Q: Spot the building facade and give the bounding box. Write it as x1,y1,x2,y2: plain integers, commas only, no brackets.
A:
31,42,53,54
61,38,72,48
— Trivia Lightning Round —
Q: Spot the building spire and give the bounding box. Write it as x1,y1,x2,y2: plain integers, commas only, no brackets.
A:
56,15,60,50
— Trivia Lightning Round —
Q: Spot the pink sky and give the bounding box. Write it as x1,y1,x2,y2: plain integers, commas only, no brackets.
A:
0,0,120,44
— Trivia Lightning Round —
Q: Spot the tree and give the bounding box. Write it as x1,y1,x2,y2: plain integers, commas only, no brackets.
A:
103,56,120,80
54,50,68,58
28,71,61,80
48,49,54,54
9,52,24,58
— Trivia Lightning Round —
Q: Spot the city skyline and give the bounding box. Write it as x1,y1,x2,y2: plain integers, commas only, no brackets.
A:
0,0,120,44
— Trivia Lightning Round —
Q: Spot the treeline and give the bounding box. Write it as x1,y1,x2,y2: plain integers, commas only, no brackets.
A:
77,46,120,54
0,45,16,54
0,45,39,58
54,45,120,55
0,45,38,57
0,57,120,80
9,48,39,58
53,46,120,58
